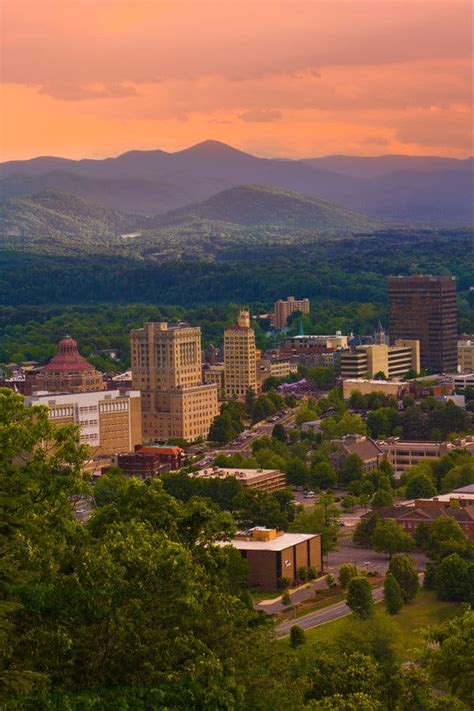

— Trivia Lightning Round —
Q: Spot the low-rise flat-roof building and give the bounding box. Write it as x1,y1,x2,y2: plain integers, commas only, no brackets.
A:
342,378,408,400
191,466,286,492
379,436,474,475
447,372,474,392
117,445,185,479
25,389,142,457
219,527,322,590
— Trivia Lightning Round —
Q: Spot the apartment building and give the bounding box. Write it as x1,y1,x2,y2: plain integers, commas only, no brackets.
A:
192,466,287,493
224,311,258,400
388,275,457,373
219,527,322,590
340,341,420,379
131,322,219,442
25,389,142,456
271,296,310,330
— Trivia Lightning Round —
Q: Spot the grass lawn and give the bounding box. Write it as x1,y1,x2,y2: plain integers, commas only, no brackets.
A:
297,590,461,661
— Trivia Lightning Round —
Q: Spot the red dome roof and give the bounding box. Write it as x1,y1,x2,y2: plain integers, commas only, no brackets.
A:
43,336,96,372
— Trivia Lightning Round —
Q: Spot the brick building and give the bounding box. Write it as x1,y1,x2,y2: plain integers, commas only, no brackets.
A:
220,527,322,591
117,445,185,479
271,296,310,330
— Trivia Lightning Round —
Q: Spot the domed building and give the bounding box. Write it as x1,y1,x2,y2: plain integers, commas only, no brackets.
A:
32,336,105,393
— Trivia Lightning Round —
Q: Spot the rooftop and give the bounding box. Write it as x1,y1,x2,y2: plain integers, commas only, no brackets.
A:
220,531,317,552
193,467,280,481
42,336,96,373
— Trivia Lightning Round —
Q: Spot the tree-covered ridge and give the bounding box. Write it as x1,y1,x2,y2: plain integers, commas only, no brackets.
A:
148,184,382,231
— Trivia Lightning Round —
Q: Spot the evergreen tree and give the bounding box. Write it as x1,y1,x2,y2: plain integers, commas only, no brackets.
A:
290,625,306,648
347,577,374,619
388,554,419,602
383,572,404,614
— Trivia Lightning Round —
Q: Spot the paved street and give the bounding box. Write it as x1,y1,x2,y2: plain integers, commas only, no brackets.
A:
276,586,384,637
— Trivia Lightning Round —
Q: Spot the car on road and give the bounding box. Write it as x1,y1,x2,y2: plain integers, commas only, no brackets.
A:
304,491,316,498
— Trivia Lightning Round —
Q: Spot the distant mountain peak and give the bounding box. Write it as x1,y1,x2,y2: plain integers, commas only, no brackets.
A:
176,140,252,158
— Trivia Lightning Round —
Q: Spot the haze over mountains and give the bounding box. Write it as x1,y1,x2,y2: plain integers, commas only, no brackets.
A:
1,140,472,223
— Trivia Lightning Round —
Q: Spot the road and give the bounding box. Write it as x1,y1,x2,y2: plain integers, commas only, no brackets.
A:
276,586,384,638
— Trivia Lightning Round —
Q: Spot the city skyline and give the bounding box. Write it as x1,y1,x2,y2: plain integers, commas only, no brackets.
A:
1,0,472,161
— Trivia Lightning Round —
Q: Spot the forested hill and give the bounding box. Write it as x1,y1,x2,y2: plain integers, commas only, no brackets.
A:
0,190,144,254
149,184,381,233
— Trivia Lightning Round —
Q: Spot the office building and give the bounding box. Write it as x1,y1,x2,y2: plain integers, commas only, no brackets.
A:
271,296,310,330
388,275,457,372
25,389,142,456
29,336,105,394
224,311,258,399
131,322,219,442
218,528,322,591
340,341,420,379
202,363,226,392
192,466,286,493
360,502,474,540
379,436,474,475
458,339,474,373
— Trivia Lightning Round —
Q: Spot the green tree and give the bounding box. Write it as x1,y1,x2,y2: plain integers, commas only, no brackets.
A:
338,563,358,589
371,520,415,559
290,624,306,648
405,472,437,499
346,577,374,619
93,467,128,506
383,572,404,614
371,489,395,509
340,453,365,485
434,553,474,602
424,516,467,560
272,423,287,443
353,512,380,547
424,609,474,705
388,554,419,602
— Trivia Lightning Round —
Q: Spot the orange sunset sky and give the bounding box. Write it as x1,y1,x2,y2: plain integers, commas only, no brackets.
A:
0,0,472,161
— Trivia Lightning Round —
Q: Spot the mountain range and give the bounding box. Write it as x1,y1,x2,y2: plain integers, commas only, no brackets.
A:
1,140,472,223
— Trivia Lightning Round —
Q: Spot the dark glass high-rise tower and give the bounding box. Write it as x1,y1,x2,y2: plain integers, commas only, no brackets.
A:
388,275,457,373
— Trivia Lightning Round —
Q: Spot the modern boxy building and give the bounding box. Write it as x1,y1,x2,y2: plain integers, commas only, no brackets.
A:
191,466,287,493
25,389,142,456
458,339,474,374
271,296,310,330
388,275,457,373
130,322,219,442
224,311,258,400
379,436,474,475
220,527,322,591
340,341,420,379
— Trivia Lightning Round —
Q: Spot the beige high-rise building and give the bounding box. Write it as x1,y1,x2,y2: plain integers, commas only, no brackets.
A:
224,311,258,400
131,322,219,442
272,296,310,330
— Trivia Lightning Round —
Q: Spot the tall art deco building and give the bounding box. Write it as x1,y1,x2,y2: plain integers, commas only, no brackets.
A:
224,310,258,400
131,322,218,442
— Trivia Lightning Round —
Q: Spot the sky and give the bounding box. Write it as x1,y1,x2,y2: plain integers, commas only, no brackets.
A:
1,0,472,160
